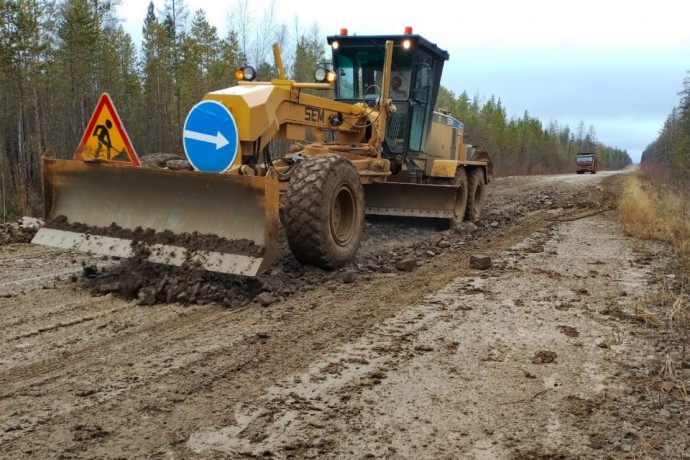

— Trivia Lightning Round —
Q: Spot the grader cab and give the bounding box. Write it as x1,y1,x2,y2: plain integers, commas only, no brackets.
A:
33,29,493,276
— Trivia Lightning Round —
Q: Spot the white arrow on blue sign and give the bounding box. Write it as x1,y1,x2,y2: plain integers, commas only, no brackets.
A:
183,100,239,173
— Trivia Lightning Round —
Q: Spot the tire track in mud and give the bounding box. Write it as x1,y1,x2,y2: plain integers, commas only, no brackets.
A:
0,295,144,372
0,297,113,332
0,247,64,263
0,207,591,458
5,305,131,342
0,244,103,291
0,306,231,390
0,304,256,446
187,293,458,457
0,269,83,289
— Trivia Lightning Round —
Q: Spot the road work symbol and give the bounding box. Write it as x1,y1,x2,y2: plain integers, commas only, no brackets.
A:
93,119,114,159
183,100,239,173
74,93,140,166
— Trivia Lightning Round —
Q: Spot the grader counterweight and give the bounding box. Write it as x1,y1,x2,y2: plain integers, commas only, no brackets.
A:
33,30,494,276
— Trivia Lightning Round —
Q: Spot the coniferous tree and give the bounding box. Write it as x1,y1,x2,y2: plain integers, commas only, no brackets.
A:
141,1,176,153
1,0,55,215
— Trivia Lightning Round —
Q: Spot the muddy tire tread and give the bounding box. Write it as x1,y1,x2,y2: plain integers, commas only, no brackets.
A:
284,154,364,269
466,168,486,222
433,168,469,228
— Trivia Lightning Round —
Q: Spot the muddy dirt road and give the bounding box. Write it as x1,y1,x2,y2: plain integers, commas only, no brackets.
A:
1,169,688,459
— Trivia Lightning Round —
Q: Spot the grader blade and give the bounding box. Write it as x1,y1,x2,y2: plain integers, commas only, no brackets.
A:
32,158,279,277
363,182,460,219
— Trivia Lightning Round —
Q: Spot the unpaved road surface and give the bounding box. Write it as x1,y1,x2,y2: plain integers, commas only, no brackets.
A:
1,170,688,459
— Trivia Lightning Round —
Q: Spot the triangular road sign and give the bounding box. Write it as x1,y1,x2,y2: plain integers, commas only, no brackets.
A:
74,93,140,166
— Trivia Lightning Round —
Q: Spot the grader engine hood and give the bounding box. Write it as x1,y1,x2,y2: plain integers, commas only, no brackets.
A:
181,85,285,172
191,83,367,167
204,86,283,144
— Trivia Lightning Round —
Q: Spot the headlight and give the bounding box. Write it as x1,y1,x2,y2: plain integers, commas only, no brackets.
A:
314,66,328,83
235,66,257,81
314,66,337,84
314,65,336,83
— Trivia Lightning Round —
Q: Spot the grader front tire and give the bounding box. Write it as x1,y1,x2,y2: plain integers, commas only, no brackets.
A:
284,154,365,269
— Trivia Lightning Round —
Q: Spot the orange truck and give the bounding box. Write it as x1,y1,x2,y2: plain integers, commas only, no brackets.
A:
576,152,597,174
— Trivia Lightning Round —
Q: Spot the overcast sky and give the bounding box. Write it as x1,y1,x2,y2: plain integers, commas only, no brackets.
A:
119,0,690,162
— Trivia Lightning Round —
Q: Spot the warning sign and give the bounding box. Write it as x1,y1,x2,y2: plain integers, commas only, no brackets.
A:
74,93,140,166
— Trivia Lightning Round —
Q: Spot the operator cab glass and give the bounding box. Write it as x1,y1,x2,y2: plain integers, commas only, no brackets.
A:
332,48,413,101
327,34,448,157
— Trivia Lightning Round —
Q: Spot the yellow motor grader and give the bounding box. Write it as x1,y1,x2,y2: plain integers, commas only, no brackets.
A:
33,30,494,276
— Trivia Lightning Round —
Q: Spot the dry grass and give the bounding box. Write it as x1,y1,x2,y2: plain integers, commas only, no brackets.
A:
670,285,689,328
621,173,690,330
620,173,690,406
619,173,690,281
632,298,662,328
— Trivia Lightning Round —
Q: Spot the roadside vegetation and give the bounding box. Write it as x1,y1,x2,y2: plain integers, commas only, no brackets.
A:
620,175,690,278
620,173,690,406
632,71,690,282
621,71,690,412
619,173,690,417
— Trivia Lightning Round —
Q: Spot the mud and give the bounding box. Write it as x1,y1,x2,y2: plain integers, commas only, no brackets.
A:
139,152,191,170
0,217,43,245
42,216,276,305
6,169,689,459
89,253,268,307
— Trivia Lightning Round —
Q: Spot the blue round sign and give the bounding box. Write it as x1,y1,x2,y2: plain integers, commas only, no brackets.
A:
183,100,239,173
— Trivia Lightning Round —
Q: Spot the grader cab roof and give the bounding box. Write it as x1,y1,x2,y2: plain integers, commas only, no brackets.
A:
325,33,449,103
326,34,450,61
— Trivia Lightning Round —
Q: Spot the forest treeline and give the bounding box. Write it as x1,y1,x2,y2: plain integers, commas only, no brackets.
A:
436,89,631,176
640,73,690,186
0,0,631,220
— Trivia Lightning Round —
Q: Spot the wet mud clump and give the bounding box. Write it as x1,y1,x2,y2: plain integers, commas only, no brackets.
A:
0,217,44,245
91,249,268,307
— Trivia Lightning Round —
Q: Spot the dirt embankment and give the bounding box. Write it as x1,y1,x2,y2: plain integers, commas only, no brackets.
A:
2,170,687,459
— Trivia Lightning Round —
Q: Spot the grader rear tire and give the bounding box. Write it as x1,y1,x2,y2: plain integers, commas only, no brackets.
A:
450,168,469,227
433,168,468,229
465,168,486,222
284,154,365,269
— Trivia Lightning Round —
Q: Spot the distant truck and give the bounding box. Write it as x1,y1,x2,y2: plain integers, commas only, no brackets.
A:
576,153,597,174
